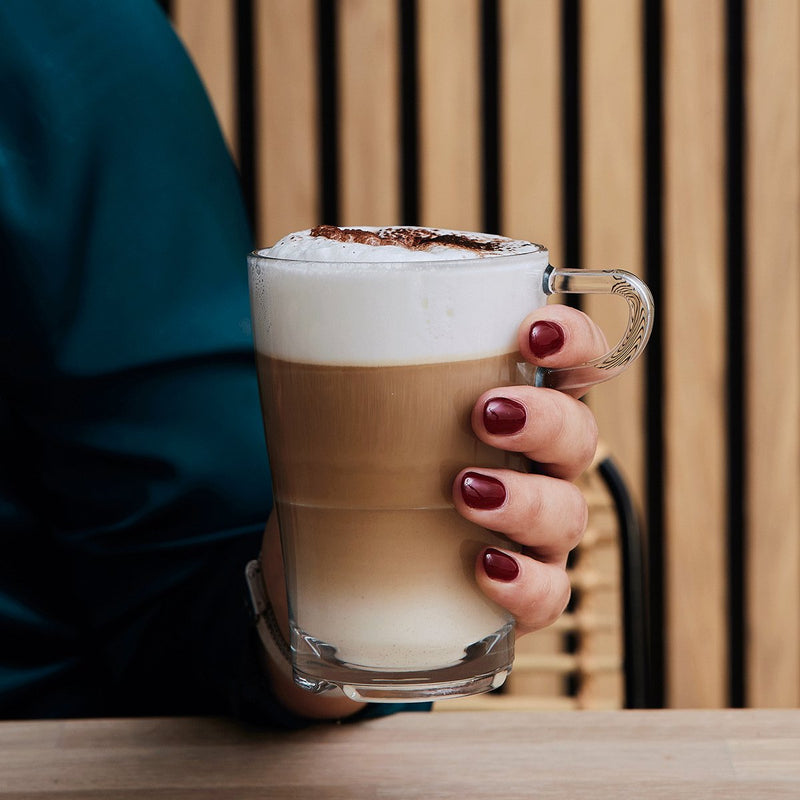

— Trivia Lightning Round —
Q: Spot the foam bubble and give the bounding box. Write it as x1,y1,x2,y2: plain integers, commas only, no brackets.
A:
249,226,550,365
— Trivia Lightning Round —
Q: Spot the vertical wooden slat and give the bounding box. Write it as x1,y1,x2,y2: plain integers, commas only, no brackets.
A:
418,0,481,230
745,0,800,708
664,0,728,707
173,0,238,162
338,0,400,226
500,0,562,261
580,0,646,513
254,0,318,246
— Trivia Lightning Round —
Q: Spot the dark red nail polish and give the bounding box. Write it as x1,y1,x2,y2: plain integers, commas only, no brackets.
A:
482,548,520,582
461,472,506,510
529,320,565,358
483,397,526,435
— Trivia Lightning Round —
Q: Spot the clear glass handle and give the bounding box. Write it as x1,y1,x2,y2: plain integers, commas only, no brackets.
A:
529,266,654,392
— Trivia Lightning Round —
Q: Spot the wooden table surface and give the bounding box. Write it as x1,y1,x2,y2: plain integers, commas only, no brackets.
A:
1,709,798,799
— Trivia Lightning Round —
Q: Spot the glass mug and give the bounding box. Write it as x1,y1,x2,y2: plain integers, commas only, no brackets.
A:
247,226,653,702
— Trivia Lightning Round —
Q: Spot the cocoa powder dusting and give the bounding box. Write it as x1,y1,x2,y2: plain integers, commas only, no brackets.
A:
310,225,508,254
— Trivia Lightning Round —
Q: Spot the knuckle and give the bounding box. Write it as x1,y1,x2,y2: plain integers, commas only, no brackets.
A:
537,570,572,629
522,567,572,631
541,391,570,448
522,570,552,624
574,404,599,469
554,580,573,623
552,571,573,622
526,480,548,526
564,485,589,552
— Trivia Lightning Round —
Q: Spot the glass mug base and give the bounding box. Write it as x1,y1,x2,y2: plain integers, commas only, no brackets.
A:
290,621,515,702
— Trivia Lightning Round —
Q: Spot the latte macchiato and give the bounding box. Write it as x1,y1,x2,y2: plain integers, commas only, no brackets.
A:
249,226,549,700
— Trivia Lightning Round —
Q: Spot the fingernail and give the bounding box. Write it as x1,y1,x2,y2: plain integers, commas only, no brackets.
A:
461,472,506,510
482,548,520,582
483,397,526,435
529,320,565,358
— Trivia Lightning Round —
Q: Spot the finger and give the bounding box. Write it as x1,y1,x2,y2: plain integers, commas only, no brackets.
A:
471,386,598,480
453,468,588,564
518,305,609,400
474,547,572,637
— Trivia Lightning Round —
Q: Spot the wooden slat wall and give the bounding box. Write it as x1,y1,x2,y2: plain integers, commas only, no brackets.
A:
745,0,800,708
581,0,646,513
663,0,728,709
418,0,482,230
501,0,562,260
254,0,318,245
171,0,800,709
339,1,400,226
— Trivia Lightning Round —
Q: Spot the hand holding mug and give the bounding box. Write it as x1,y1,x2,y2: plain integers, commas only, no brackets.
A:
458,304,609,638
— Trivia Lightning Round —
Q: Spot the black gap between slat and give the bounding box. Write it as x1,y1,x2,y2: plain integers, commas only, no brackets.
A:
235,0,257,237
481,0,501,235
316,0,339,225
643,0,665,709
399,0,419,226
561,0,581,310
726,0,746,710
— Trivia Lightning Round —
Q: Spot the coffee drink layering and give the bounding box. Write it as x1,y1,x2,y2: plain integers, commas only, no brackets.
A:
248,225,653,701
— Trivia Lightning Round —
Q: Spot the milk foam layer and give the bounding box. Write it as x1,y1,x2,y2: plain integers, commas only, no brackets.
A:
267,225,542,262
249,226,549,365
